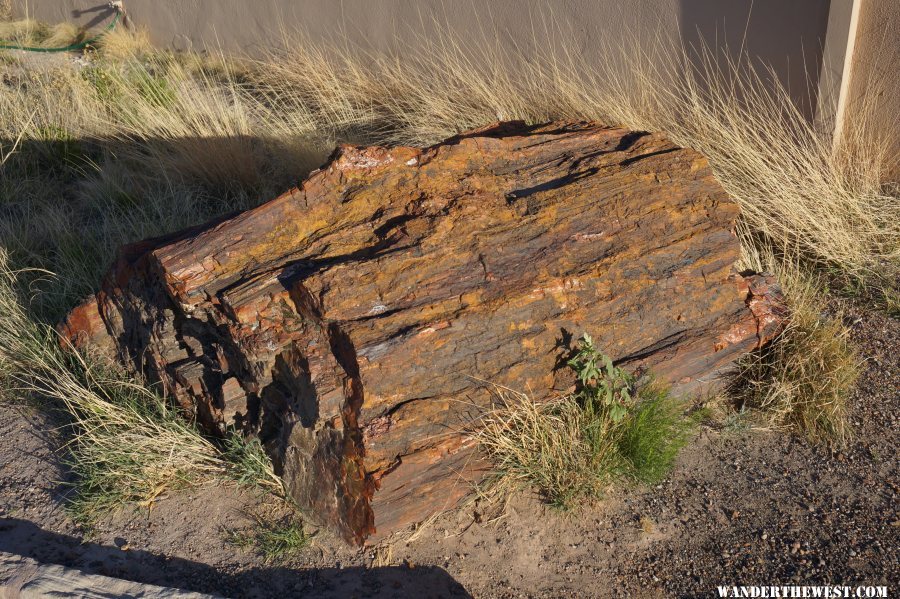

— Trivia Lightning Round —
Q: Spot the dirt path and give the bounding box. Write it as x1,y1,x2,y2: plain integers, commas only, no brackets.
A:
1,304,897,598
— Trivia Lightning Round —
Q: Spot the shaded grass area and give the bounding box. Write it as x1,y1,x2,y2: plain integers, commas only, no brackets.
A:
1,54,321,322
225,515,312,564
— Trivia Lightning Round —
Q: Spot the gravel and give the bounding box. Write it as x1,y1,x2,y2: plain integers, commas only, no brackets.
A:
1,302,896,598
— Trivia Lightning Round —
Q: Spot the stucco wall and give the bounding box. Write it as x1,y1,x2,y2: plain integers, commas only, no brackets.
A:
843,0,900,180
11,0,832,118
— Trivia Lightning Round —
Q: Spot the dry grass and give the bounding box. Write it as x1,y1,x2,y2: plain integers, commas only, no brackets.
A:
0,19,44,45
2,30,895,304
0,56,308,319
371,543,395,567
40,21,83,48
0,249,280,525
728,254,861,444
476,335,698,510
0,20,894,516
0,249,221,522
669,60,897,283
477,387,615,508
476,383,697,508
0,19,83,48
95,25,152,61
249,34,897,282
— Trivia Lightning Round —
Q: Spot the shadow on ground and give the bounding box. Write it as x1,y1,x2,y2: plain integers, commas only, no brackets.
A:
0,518,471,598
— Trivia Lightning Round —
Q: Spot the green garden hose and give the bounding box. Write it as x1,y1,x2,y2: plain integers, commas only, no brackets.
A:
0,11,120,53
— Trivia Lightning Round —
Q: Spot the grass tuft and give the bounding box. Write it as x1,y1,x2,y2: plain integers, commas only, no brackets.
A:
476,337,697,509
95,26,152,61
616,383,697,484
0,249,280,526
223,431,282,491
0,19,83,48
226,515,311,563
729,269,860,444
477,386,613,509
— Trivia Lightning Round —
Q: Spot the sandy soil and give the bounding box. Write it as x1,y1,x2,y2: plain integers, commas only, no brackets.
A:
1,302,897,598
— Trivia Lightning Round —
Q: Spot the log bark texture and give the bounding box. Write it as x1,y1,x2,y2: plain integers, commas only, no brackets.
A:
61,121,785,544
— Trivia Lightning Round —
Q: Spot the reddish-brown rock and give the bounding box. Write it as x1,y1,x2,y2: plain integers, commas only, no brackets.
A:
61,121,785,545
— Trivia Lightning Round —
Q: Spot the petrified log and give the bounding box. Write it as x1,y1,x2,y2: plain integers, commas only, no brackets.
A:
61,121,785,545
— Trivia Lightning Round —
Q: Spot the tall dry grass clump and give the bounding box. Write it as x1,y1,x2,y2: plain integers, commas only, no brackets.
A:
95,25,152,61
731,250,861,443
730,281,859,443
0,250,280,524
661,57,897,283
476,386,612,508
0,53,324,320
250,33,897,283
0,19,83,49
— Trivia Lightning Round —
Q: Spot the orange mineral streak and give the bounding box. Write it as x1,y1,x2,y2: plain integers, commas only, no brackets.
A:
59,121,786,544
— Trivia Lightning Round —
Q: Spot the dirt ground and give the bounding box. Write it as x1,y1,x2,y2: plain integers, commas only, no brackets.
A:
1,299,896,598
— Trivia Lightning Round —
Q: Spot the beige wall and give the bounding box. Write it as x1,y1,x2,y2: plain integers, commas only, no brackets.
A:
841,0,899,180
13,0,833,118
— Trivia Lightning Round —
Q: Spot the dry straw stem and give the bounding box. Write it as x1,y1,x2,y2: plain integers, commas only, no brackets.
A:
371,543,395,567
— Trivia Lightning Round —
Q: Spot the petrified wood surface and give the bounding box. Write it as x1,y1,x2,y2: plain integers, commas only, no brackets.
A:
61,121,785,544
